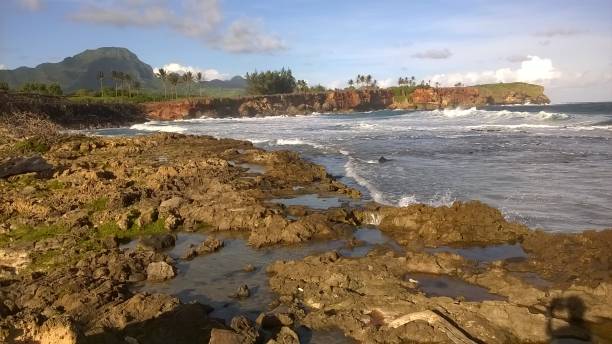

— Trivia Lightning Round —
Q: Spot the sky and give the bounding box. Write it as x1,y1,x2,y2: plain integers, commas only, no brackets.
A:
1,0,611,102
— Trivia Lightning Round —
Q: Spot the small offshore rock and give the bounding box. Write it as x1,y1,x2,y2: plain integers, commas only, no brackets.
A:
138,233,176,252
182,237,223,260
230,284,250,299
243,264,256,272
146,261,176,281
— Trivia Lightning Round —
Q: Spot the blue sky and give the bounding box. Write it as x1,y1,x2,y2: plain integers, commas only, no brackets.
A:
1,0,611,102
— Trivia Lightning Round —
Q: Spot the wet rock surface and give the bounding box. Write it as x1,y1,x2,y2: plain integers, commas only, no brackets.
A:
0,122,610,343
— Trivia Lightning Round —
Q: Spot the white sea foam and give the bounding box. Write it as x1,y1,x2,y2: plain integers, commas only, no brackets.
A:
432,107,478,118
130,123,187,133
344,157,391,205
247,138,269,144
429,107,570,122
398,190,455,207
398,195,418,207
276,138,307,145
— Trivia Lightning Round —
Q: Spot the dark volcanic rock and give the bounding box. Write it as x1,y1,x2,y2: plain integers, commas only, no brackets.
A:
0,156,53,178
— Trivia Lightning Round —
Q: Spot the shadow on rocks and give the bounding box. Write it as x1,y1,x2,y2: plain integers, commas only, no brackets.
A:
547,296,592,343
82,303,223,344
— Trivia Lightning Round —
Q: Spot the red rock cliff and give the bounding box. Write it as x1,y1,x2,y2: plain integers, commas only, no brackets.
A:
144,83,550,120
144,90,394,120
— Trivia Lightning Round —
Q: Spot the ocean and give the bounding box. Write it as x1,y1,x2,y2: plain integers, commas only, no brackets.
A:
95,102,612,233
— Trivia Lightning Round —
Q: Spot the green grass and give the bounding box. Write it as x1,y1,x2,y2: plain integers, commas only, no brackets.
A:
46,179,66,190
0,224,68,247
67,86,246,104
87,197,109,213
13,137,50,154
96,218,168,243
474,82,544,102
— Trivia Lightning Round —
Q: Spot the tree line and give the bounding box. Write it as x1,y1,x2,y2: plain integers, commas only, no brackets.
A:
19,82,63,95
154,69,205,99
348,74,378,89
95,71,142,98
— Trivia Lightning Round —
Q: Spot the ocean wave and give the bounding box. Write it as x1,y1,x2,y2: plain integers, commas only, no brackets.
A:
275,138,307,145
130,123,187,133
430,107,570,122
273,138,324,149
354,122,378,130
344,157,391,205
247,138,270,144
398,190,456,207
355,157,379,164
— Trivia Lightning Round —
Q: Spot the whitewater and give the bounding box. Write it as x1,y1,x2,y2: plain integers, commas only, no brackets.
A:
96,102,612,232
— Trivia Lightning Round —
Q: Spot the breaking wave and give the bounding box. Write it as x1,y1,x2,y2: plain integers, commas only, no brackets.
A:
430,107,570,122
344,157,390,205
398,190,456,207
130,123,187,133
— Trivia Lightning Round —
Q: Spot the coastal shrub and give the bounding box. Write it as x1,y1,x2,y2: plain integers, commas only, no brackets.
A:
87,197,109,212
245,68,296,95
19,82,63,95
14,137,50,154
0,81,9,91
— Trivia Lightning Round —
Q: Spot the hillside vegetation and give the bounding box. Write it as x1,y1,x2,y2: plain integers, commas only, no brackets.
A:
475,82,545,103
0,47,246,96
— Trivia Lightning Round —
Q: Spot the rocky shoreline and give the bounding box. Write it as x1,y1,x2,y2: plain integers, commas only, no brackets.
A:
1,114,610,343
0,83,550,129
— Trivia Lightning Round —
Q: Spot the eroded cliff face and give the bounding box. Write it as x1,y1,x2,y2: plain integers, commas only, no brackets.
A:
391,85,550,110
145,84,550,120
144,90,394,120
0,92,147,129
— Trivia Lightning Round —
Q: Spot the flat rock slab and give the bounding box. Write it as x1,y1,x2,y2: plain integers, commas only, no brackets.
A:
0,155,53,178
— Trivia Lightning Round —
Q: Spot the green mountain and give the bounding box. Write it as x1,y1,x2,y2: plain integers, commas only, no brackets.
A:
0,47,246,93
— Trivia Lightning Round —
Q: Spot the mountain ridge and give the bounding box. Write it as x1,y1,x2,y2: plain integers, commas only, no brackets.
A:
0,47,246,93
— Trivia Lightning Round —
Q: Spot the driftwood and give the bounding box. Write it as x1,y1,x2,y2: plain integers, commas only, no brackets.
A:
0,155,53,178
386,310,478,344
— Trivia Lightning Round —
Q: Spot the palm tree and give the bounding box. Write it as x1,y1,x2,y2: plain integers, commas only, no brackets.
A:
348,79,354,88
410,76,416,87
366,75,372,87
111,71,119,97
196,71,203,97
155,68,168,99
168,73,180,99
97,71,105,97
133,81,141,96
182,71,194,97
124,73,133,97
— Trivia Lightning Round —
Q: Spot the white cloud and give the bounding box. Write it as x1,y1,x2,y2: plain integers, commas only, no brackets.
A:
155,63,228,80
17,0,43,11
216,19,285,53
534,28,585,38
0,64,5,70
377,78,396,88
506,55,528,63
324,80,344,90
69,0,284,54
428,56,561,86
411,48,452,59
